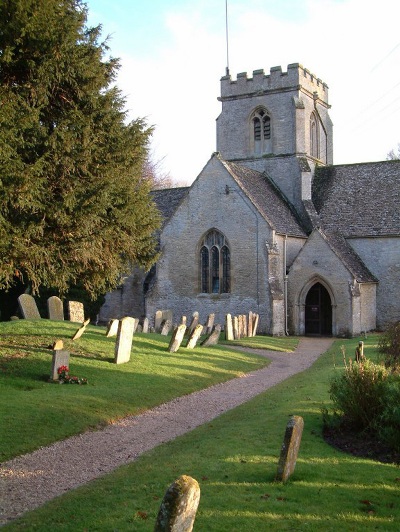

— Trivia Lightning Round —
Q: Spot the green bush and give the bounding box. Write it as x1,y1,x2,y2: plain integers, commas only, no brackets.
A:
329,357,389,431
375,376,400,452
379,320,400,370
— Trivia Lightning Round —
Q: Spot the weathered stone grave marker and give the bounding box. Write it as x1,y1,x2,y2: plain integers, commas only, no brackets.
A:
168,324,187,353
225,313,234,341
186,311,199,336
160,319,172,336
204,313,215,335
155,310,163,333
114,317,135,364
72,318,90,340
233,316,239,339
154,475,200,532
252,313,259,336
276,415,304,482
247,311,253,338
50,349,70,381
47,296,64,321
18,294,41,320
142,317,150,333
106,319,119,337
201,324,222,347
186,324,204,349
68,301,85,323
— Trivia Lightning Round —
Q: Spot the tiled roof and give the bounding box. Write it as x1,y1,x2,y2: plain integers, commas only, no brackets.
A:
221,159,307,237
151,187,189,226
313,161,400,236
319,229,378,283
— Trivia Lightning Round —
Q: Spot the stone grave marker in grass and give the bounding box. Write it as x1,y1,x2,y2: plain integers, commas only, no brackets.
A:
47,296,64,320
225,313,234,340
276,415,304,482
72,318,90,340
204,313,215,334
168,324,187,353
160,319,172,336
114,317,135,364
201,324,222,347
17,294,41,319
50,350,70,381
106,319,119,337
186,311,199,336
68,301,85,323
186,324,204,349
154,475,200,532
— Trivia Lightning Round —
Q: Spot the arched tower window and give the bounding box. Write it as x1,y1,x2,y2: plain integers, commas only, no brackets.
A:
199,229,230,294
251,107,271,155
310,112,319,159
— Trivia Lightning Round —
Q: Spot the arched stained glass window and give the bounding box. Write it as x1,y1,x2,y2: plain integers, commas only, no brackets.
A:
199,230,230,294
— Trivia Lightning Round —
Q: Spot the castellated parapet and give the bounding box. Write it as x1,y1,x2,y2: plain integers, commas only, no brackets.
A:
220,64,329,104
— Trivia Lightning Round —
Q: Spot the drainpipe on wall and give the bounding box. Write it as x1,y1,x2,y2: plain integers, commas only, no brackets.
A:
283,234,289,336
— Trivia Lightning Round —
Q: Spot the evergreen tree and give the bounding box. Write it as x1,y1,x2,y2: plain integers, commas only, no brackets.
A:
0,0,160,299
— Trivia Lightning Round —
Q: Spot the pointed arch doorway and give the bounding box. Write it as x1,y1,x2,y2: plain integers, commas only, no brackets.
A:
305,282,332,336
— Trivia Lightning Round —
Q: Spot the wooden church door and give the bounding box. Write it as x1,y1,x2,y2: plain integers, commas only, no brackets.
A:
305,283,332,336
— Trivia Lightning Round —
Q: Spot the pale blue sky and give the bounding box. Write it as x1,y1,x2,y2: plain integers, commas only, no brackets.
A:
86,0,400,184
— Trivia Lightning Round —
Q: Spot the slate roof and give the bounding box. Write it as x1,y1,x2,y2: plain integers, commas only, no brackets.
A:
221,158,307,238
151,187,189,227
318,229,378,283
313,161,400,237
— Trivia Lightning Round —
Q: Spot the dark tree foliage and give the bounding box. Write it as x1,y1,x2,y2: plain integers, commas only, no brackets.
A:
0,0,160,299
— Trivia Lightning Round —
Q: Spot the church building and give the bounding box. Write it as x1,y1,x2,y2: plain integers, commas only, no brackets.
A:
99,63,400,337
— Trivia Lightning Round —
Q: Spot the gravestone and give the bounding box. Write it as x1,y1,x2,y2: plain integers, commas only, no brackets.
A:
201,324,222,347
154,475,200,532
252,313,259,336
225,314,234,341
248,311,253,338
204,313,215,335
68,301,85,323
50,350,70,381
160,319,172,336
114,317,135,364
142,317,149,333
186,324,204,349
52,339,64,350
168,324,187,353
180,315,187,325
17,294,41,319
155,310,163,333
106,319,119,337
47,296,64,321
186,311,199,336
72,318,90,340
276,415,304,482
233,316,239,339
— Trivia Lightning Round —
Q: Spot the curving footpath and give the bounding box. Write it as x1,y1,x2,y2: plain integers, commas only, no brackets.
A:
0,337,333,526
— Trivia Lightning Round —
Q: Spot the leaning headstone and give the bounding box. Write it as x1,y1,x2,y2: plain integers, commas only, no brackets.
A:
52,339,64,350
68,301,85,323
47,296,64,321
168,324,187,353
201,324,222,347
163,309,173,326
106,319,119,338
50,350,70,381
186,324,204,349
160,319,172,336
225,314,234,341
186,311,199,336
276,415,304,482
180,315,187,325
252,313,259,337
154,475,200,532
142,317,150,333
72,318,90,340
204,313,215,335
114,317,135,364
17,294,41,319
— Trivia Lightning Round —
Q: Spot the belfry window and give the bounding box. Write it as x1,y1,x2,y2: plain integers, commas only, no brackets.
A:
199,230,230,294
251,108,271,154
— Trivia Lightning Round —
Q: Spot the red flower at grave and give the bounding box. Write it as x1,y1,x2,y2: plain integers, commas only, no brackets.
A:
58,365,69,375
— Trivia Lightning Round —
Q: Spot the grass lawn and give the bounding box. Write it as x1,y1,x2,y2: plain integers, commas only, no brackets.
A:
0,319,274,462
2,329,399,531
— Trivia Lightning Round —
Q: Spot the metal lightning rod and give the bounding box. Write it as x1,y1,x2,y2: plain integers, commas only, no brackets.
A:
225,0,230,76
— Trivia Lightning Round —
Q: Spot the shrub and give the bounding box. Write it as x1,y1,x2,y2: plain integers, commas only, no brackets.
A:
378,321,400,370
375,376,400,452
329,356,389,431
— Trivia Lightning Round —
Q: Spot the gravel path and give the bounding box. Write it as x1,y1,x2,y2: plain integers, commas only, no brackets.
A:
0,337,333,526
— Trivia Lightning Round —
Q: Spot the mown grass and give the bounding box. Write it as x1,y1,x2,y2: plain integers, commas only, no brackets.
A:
3,331,400,531
0,319,272,462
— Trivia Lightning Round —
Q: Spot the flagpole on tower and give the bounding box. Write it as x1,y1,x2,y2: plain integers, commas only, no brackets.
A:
225,0,230,76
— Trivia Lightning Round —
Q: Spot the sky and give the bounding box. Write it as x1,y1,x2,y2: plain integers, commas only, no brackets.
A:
86,0,400,185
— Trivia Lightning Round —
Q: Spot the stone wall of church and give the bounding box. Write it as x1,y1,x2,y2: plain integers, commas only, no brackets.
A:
348,237,400,329
145,157,281,334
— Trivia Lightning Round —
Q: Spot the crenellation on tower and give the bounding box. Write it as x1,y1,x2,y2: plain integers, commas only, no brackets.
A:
220,63,328,103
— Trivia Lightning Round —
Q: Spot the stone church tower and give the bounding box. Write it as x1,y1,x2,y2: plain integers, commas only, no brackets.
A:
100,63,399,337
216,64,333,211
